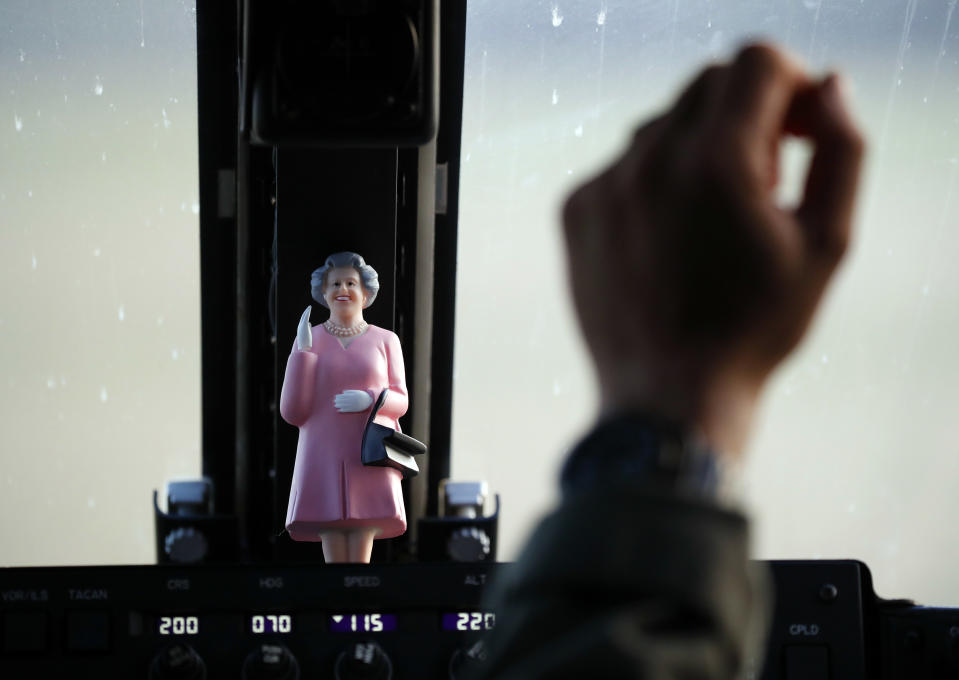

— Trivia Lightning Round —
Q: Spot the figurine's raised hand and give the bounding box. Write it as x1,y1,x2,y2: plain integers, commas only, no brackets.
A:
334,390,374,413
296,306,312,351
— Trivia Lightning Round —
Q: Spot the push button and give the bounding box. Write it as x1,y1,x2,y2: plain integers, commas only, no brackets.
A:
2,611,48,652
66,610,112,652
784,644,829,679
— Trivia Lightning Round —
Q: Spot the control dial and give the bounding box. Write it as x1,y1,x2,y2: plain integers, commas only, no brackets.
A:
449,639,489,679
447,526,491,562
149,642,207,680
163,526,209,563
334,641,393,680
242,643,300,679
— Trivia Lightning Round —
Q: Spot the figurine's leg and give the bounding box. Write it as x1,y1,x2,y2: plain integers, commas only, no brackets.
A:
320,531,348,563
346,528,376,563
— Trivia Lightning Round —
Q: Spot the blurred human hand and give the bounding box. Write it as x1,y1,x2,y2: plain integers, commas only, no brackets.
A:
562,43,864,457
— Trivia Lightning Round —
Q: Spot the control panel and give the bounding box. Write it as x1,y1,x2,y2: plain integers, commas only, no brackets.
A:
0,563,495,678
759,560,875,679
4,560,958,678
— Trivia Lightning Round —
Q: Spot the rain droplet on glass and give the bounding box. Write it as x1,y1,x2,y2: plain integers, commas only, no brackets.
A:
551,4,564,27
99,387,109,402
14,114,23,132
574,124,583,137
118,305,125,321
94,77,104,96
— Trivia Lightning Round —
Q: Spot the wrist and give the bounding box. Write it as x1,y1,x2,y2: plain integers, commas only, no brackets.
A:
560,411,742,507
597,359,762,459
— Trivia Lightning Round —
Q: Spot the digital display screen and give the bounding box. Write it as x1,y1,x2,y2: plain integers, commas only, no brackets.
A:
329,613,397,633
250,614,293,634
157,615,200,636
442,612,496,632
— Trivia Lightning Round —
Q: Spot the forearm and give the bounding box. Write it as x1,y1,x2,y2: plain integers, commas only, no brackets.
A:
379,333,409,421
477,486,768,680
474,413,769,680
279,348,318,426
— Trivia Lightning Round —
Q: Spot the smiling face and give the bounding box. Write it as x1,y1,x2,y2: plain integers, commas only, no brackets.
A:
323,266,368,315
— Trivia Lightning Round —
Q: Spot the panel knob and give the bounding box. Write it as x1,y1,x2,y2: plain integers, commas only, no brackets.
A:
447,526,491,562
334,641,393,680
242,643,300,679
149,642,206,680
163,527,209,563
449,639,489,679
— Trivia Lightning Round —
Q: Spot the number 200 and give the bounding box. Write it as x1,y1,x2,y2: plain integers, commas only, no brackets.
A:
159,616,199,635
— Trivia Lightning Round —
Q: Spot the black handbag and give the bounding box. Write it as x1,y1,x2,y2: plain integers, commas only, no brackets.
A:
361,389,427,478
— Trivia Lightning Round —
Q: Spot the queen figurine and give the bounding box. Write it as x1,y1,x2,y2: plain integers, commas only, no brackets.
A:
280,252,409,563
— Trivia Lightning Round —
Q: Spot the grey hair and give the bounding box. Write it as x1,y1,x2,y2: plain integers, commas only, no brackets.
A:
310,252,380,309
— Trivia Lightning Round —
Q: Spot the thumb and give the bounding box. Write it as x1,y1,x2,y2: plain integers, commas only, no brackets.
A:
794,74,866,265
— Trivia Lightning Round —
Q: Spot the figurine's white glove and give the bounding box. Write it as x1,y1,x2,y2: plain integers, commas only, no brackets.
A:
296,306,312,351
334,390,374,413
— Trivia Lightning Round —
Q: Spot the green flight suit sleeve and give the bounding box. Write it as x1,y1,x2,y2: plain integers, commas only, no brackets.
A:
474,485,770,679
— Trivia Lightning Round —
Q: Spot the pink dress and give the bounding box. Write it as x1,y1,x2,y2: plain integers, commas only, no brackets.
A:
280,324,408,542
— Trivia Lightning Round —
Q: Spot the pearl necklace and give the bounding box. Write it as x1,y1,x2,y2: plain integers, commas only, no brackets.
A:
324,319,368,337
